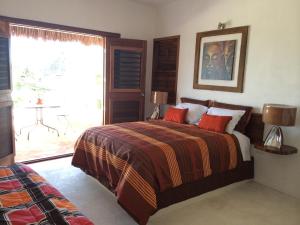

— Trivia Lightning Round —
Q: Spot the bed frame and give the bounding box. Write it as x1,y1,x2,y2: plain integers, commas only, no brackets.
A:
157,158,253,209
96,157,254,220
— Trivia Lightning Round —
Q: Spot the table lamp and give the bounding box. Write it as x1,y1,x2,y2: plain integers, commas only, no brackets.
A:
150,91,168,119
262,104,297,150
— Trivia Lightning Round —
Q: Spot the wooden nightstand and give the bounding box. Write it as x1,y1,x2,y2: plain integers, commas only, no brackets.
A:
254,143,298,155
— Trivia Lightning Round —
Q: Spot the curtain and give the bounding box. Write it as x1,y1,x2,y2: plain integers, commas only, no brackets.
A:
10,24,103,46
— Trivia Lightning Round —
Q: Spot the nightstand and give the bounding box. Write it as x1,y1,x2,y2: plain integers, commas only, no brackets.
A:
254,143,298,155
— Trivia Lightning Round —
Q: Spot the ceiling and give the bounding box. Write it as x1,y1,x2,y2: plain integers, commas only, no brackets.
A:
132,0,176,6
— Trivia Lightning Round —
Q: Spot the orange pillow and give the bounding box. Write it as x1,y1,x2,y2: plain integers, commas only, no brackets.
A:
198,113,232,133
164,107,188,124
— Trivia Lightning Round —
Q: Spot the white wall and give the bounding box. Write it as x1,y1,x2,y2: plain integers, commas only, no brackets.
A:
0,0,157,115
156,0,300,198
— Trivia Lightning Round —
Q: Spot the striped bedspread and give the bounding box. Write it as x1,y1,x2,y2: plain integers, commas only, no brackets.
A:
72,120,242,225
0,163,94,225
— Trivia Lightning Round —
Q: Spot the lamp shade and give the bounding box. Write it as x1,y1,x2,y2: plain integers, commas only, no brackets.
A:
262,104,297,126
151,91,168,104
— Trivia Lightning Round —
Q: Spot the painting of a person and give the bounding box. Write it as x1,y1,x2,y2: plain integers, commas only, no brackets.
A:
201,40,236,80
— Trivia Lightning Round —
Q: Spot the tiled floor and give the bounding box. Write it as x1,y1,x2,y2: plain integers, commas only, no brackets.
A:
30,157,300,225
14,107,103,162
15,128,76,162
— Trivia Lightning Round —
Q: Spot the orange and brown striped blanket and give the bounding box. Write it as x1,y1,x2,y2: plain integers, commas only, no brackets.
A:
72,120,243,225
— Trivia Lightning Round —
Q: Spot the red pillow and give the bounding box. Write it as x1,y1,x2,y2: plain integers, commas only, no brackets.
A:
198,113,232,133
164,107,188,124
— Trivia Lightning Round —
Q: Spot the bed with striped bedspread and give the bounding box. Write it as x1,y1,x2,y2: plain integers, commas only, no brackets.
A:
72,120,243,225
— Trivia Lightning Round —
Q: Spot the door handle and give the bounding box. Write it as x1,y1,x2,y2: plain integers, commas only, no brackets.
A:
141,93,145,97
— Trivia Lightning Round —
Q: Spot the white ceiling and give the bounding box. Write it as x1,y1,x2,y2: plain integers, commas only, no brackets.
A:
132,0,176,6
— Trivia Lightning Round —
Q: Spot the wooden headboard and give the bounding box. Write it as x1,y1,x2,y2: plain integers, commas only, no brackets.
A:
180,98,265,144
245,113,264,144
180,97,264,144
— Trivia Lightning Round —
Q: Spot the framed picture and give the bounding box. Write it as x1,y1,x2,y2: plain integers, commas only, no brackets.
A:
193,26,248,92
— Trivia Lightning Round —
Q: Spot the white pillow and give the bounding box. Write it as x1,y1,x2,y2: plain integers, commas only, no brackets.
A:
207,107,245,134
176,103,208,124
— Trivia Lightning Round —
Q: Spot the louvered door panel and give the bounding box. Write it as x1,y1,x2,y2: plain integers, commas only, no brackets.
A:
0,104,13,159
156,41,178,71
152,71,177,103
111,100,140,123
114,50,141,89
0,37,11,91
152,36,180,104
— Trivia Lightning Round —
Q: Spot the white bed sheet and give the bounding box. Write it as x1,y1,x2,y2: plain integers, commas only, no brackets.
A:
232,131,251,161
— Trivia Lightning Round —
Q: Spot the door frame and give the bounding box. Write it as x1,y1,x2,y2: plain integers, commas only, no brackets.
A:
0,15,120,38
0,21,15,165
0,16,120,164
0,101,15,166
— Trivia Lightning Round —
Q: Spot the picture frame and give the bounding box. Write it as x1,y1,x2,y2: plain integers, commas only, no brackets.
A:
193,26,248,92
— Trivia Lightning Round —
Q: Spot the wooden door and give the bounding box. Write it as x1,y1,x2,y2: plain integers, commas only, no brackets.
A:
152,36,180,104
104,38,146,124
0,21,15,165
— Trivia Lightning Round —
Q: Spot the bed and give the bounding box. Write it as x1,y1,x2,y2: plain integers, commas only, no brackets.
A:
0,163,94,225
72,99,264,225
